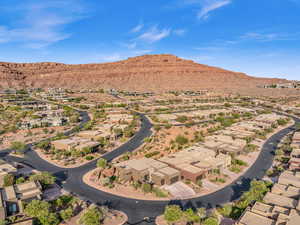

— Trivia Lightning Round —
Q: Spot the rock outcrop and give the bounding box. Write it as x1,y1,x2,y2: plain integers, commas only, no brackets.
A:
0,54,288,95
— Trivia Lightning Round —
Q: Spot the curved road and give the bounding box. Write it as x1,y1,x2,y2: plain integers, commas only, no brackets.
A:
1,110,299,225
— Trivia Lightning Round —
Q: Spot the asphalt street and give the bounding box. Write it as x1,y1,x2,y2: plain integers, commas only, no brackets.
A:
1,110,299,225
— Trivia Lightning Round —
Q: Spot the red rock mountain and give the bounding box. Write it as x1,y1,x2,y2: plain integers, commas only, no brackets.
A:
0,54,287,95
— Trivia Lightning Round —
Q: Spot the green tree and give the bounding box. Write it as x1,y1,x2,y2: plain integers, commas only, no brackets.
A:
197,207,207,220
24,197,60,225
24,200,50,217
30,172,55,188
39,212,59,225
203,217,219,225
79,206,103,225
10,141,27,154
184,208,200,224
97,158,107,169
175,135,188,145
217,204,232,217
36,140,51,151
16,177,26,184
163,205,183,224
60,207,74,221
142,183,152,193
0,220,7,225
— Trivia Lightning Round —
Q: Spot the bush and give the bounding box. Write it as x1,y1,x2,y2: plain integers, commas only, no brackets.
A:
24,200,59,225
145,151,160,158
164,205,183,223
217,204,232,217
142,183,152,193
16,177,26,184
85,155,94,161
79,206,103,225
175,135,188,145
203,217,219,225
10,141,27,154
30,172,55,188
229,165,241,173
153,187,168,197
184,208,200,224
36,140,51,151
60,207,73,221
96,158,107,169
175,116,188,123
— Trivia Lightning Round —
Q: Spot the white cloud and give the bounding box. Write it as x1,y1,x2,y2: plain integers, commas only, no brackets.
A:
131,22,144,33
133,49,153,55
97,53,124,62
240,32,300,42
241,32,282,42
137,26,171,43
197,0,231,20
173,29,187,36
0,0,87,48
122,42,137,49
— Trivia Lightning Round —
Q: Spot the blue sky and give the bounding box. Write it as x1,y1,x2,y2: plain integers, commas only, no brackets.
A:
0,0,300,80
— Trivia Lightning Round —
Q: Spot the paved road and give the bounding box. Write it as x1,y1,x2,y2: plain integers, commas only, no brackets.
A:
2,110,299,225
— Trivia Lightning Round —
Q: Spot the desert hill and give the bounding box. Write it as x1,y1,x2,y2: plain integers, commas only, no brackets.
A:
0,54,290,95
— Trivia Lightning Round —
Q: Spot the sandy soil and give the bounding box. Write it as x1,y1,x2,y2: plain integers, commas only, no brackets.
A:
61,209,127,225
34,148,102,168
0,126,70,150
82,121,293,201
83,170,170,201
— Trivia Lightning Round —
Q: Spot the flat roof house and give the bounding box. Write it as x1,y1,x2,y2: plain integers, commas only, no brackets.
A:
263,192,299,210
114,158,180,186
278,171,300,188
77,130,108,141
237,201,300,225
237,210,276,225
1,181,42,218
203,135,247,155
159,145,231,183
51,137,100,151
271,183,300,199
0,163,17,188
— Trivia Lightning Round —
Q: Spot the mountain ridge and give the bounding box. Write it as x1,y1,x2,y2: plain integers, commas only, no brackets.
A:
0,54,288,95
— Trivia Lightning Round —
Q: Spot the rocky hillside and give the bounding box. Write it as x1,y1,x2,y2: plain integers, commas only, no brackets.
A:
0,54,288,95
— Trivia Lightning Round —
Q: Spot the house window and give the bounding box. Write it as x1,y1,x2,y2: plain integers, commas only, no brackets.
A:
170,176,179,184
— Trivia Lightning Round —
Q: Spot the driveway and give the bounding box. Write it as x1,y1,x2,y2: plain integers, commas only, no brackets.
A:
2,110,299,225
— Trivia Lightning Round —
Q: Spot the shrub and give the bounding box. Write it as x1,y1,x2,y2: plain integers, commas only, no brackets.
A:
96,158,107,169
145,151,160,158
142,183,152,193
175,116,188,123
203,217,219,225
85,155,94,161
10,141,27,154
153,188,168,197
60,207,73,221
175,135,188,145
79,206,103,225
30,172,55,188
163,205,183,223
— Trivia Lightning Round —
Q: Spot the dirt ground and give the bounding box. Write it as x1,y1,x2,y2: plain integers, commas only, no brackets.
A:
131,123,219,160
83,169,170,201
0,126,70,149
61,209,127,225
83,121,293,201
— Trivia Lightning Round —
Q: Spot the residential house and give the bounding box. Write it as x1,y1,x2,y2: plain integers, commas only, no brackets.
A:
1,181,42,218
114,158,180,186
158,145,231,183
